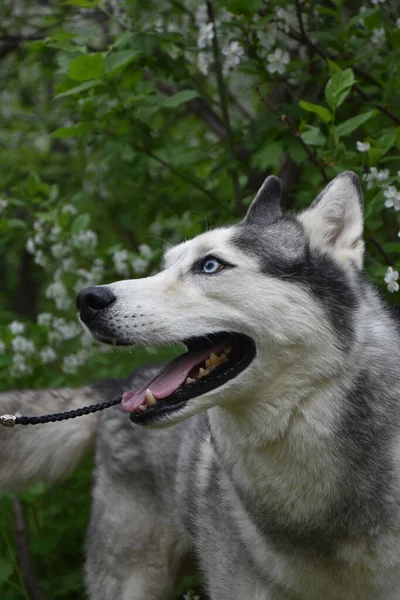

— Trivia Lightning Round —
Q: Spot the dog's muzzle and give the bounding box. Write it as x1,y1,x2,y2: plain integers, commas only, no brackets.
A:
76,286,116,326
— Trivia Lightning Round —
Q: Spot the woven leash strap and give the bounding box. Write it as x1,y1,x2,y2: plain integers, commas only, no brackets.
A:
0,396,122,428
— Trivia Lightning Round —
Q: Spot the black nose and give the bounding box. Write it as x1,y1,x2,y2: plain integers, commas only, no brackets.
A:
76,286,116,326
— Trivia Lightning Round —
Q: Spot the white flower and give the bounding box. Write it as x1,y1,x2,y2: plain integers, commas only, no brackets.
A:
384,186,400,211
40,347,57,364
267,48,290,75
0,198,8,213
72,229,97,251
11,354,33,378
26,238,35,254
51,243,69,258
74,259,104,292
0,340,5,354
148,221,162,236
52,318,80,340
61,204,77,215
384,267,399,293
138,244,152,259
371,28,385,46
11,336,35,355
356,141,370,152
183,593,200,600
9,321,25,335
34,233,44,246
198,52,212,75
113,249,130,276
37,312,53,327
275,6,298,33
131,257,148,275
61,257,76,273
362,167,389,189
34,250,47,267
197,22,214,49
49,226,61,242
62,350,88,374
222,41,244,73
195,5,208,27
46,281,71,311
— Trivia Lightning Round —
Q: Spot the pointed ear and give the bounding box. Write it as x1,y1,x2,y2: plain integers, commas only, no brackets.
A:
244,176,282,225
299,171,364,269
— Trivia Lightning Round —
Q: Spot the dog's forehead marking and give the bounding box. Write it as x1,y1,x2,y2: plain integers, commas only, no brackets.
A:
164,227,236,268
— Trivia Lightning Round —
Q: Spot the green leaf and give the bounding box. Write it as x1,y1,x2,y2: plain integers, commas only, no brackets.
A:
0,558,13,585
71,213,90,234
104,50,137,75
162,90,200,108
325,68,354,109
336,110,376,137
376,131,396,153
327,59,342,76
220,0,262,15
299,101,332,123
301,126,326,146
251,141,283,169
55,79,102,98
7,218,27,229
52,123,91,138
69,53,104,81
63,0,99,5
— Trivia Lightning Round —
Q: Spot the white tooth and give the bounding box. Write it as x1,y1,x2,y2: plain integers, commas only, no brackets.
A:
220,353,227,361
209,352,221,366
185,377,195,385
198,367,209,378
138,405,147,411
224,346,231,354
145,389,156,405
205,359,212,369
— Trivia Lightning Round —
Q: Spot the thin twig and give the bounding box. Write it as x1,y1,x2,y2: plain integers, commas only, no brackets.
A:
368,235,396,267
206,1,241,207
12,498,46,600
256,86,329,182
169,0,196,23
139,147,231,212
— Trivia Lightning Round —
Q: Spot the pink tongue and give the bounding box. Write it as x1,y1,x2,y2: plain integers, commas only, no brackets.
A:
121,341,227,413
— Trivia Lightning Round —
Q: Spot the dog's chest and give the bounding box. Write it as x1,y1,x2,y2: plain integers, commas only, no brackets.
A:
186,439,400,600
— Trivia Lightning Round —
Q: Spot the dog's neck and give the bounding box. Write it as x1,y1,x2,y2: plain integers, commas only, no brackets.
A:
207,372,348,524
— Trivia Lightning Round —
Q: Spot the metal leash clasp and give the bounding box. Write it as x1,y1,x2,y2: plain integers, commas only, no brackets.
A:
0,414,17,428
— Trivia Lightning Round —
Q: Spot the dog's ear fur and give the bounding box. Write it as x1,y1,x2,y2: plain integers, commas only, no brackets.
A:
299,171,364,269
244,176,282,225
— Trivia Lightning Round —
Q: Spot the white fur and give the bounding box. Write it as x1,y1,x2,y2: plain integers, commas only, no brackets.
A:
299,172,364,269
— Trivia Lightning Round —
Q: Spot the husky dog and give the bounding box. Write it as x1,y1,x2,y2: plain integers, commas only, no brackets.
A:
2,171,400,599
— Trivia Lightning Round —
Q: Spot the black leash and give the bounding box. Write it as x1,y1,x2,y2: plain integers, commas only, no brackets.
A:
0,397,122,428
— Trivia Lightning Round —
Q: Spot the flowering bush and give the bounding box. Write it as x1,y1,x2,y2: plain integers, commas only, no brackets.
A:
0,0,399,597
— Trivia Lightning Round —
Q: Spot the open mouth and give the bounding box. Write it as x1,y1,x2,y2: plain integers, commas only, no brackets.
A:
123,332,256,424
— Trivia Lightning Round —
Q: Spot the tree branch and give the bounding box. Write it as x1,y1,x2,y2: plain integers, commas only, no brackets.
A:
136,146,231,212
12,498,46,600
206,1,240,207
284,8,400,127
256,86,329,183
154,78,227,140
368,235,396,267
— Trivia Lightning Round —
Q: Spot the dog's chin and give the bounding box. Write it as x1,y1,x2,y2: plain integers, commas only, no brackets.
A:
113,332,256,427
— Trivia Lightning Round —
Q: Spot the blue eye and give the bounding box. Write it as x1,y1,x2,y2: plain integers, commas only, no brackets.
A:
202,258,222,274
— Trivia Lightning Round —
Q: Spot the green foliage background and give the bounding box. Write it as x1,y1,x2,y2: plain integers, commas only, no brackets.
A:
0,0,399,597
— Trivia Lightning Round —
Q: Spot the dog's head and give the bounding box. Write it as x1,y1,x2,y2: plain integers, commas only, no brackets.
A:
77,172,364,427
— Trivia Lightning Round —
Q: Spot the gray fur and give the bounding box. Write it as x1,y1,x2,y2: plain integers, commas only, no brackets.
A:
2,172,400,599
